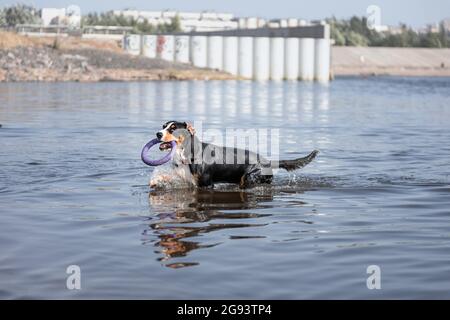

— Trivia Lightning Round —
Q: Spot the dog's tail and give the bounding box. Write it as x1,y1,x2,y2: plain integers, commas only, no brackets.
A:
274,150,319,171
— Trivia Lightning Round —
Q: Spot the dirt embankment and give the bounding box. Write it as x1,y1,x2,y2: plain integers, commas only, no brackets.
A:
332,46,450,77
0,32,236,82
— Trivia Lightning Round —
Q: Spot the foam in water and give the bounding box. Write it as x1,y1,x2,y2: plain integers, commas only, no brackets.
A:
149,166,195,190
148,165,334,193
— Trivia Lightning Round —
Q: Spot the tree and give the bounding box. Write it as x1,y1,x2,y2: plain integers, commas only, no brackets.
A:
166,15,181,33
138,19,156,33
349,16,365,35
326,15,448,48
420,32,442,48
3,4,41,26
345,31,369,46
331,26,346,45
81,11,182,34
328,17,346,45
438,22,449,48
0,9,5,26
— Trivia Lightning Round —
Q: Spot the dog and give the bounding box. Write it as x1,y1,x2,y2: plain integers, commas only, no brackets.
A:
150,121,318,189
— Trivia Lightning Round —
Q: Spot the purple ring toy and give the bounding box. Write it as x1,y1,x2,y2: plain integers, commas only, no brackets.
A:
141,138,177,166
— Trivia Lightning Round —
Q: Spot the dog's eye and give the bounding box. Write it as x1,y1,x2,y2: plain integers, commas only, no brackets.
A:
162,124,167,129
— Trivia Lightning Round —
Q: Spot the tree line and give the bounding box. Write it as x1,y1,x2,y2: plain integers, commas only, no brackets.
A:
82,11,182,33
328,16,449,48
0,4,41,26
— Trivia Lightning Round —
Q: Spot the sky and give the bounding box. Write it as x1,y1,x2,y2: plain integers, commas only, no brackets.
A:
1,0,449,28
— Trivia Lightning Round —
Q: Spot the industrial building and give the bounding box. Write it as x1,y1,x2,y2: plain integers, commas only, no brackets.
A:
111,10,313,32
112,10,238,32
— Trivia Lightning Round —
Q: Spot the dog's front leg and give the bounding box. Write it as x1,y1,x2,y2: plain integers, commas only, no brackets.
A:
197,173,214,188
150,174,172,188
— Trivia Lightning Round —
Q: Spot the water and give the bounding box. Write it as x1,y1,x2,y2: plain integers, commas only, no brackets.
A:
1,77,450,299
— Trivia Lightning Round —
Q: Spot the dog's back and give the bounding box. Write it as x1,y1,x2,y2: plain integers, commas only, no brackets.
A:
172,128,317,188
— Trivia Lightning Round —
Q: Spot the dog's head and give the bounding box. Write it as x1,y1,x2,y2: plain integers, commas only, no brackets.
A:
156,121,188,151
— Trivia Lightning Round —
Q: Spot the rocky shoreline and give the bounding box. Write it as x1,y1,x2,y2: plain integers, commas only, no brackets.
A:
0,34,237,82
2,32,450,82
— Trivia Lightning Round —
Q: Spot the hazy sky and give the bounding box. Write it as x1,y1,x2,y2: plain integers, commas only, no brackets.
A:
1,0,449,27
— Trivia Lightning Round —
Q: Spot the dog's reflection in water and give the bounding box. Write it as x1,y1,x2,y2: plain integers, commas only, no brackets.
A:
144,188,274,269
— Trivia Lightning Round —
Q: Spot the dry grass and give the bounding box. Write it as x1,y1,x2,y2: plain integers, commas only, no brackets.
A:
0,31,122,52
0,31,35,49
36,36,122,52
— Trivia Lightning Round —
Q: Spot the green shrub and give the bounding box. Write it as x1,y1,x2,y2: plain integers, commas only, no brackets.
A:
2,4,41,26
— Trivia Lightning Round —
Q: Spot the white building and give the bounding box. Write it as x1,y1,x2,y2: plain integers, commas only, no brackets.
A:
443,18,450,32
40,7,81,28
112,10,239,32
373,25,389,32
267,18,311,28
41,8,66,26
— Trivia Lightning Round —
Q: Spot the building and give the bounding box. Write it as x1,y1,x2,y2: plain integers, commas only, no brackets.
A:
112,10,238,32
373,25,389,32
442,18,450,33
426,23,440,33
41,8,66,26
268,18,310,28
40,7,81,28
112,10,318,32
387,26,404,35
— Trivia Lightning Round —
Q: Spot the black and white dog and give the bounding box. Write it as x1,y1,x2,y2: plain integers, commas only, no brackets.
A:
150,121,318,189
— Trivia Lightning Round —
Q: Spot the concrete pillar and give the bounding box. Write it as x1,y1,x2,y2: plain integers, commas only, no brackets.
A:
284,38,299,80
175,35,190,63
238,37,253,79
253,37,270,81
314,38,331,82
124,34,141,55
142,35,157,58
299,38,315,81
270,37,284,81
157,35,174,61
190,36,207,68
207,36,223,70
223,37,238,75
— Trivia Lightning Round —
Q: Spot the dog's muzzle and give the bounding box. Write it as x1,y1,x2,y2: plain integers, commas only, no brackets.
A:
159,142,173,151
